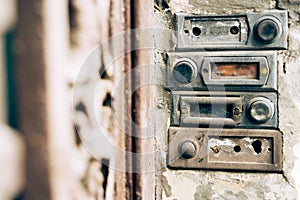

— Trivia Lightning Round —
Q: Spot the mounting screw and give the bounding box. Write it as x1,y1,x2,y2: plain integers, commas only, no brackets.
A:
233,107,241,115
181,107,188,114
256,19,280,44
179,141,197,159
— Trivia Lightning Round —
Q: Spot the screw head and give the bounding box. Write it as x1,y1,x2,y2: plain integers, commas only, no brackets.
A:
248,97,274,123
179,141,197,159
256,19,280,44
233,107,241,115
181,107,188,114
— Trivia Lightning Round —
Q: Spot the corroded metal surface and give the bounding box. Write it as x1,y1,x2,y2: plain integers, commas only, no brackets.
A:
168,127,282,171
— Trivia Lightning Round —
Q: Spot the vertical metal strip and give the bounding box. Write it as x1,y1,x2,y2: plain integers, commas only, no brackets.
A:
131,0,155,199
123,0,134,199
14,0,52,199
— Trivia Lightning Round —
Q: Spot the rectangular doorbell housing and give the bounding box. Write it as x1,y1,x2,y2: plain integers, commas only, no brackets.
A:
175,10,288,50
170,91,278,128
168,127,282,172
166,10,286,172
167,51,277,91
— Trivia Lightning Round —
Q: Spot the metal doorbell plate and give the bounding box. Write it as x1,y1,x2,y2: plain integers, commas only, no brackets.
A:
175,10,288,50
168,127,282,172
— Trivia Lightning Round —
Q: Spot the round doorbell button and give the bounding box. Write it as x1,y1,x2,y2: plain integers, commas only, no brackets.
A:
248,97,274,123
173,58,197,84
179,141,197,159
255,17,282,44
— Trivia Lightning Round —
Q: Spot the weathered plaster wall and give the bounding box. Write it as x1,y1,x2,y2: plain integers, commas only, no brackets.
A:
168,0,276,14
154,0,300,199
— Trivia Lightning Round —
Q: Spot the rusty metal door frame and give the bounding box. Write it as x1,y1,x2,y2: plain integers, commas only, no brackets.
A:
126,1,155,199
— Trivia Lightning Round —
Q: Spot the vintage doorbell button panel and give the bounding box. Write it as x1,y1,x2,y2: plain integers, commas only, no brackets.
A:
170,91,278,128
175,10,288,50
168,127,282,172
167,51,277,91
167,10,286,172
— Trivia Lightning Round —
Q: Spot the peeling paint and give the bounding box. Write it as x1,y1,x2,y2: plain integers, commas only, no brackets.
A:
161,174,172,197
162,171,297,200
168,0,276,15
277,0,300,21
278,25,300,196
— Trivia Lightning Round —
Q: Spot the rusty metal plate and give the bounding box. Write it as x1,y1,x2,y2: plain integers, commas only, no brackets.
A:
171,91,278,128
175,10,288,50
166,51,277,91
168,127,282,171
